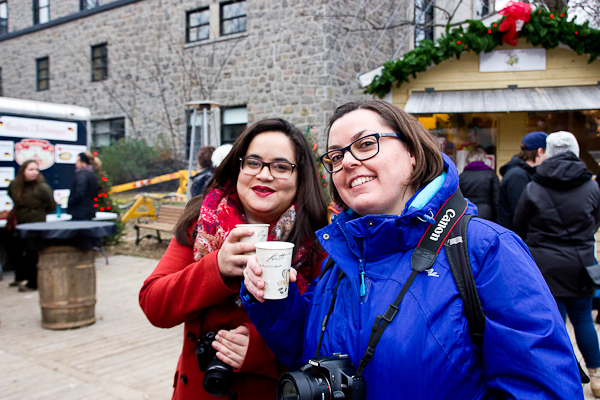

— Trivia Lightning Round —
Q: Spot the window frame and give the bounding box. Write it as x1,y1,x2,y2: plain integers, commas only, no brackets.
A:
36,56,49,91
91,43,108,82
33,0,50,25
186,7,210,43
478,0,490,17
91,117,126,147
0,0,7,35
80,0,99,11
221,105,248,144
220,1,246,36
414,0,434,47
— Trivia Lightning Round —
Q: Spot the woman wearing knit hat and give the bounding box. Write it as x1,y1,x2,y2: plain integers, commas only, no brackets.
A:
514,131,600,395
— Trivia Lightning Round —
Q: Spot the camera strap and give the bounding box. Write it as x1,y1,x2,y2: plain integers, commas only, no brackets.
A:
315,189,468,377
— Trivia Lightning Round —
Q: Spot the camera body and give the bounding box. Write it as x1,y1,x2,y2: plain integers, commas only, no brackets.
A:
196,332,235,397
277,354,365,400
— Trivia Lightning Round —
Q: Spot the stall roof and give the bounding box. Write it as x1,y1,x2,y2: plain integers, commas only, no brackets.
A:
0,97,91,121
404,85,600,114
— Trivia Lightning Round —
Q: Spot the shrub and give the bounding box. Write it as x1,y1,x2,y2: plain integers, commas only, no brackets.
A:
95,139,182,186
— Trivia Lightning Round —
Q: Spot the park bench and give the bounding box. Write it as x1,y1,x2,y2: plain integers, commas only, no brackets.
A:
134,204,185,245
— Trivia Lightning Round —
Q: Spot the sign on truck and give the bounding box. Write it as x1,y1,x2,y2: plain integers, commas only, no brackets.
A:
0,97,92,211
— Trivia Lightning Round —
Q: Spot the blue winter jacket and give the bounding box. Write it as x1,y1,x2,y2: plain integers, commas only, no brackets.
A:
242,154,583,399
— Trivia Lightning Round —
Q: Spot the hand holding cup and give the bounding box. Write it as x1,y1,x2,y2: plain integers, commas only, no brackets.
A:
244,256,298,303
217,227,262,278
235,224,269,255
243,241,296,301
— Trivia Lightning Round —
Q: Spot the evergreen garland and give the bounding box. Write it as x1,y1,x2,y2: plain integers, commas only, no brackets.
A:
366,8,600,98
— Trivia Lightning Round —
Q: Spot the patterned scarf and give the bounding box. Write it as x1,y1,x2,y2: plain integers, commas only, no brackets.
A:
193,182,313,294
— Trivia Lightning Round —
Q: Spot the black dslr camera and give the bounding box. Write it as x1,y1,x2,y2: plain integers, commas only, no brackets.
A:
196,332,235,397
277,354,365,400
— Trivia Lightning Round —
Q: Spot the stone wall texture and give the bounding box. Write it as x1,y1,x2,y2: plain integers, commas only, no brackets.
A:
1,0,412,156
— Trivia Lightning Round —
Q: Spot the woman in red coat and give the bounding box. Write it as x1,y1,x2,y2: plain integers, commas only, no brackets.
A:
139,118,328,400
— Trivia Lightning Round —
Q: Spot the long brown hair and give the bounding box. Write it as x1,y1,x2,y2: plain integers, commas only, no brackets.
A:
175,118,328,257
13,160,47,204
324,100,444,209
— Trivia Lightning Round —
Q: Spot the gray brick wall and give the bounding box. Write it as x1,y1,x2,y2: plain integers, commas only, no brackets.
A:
0,0,408,157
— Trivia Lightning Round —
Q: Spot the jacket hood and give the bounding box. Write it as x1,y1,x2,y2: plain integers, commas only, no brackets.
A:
533,151,592,190
499,155,535,177
317,153,476,279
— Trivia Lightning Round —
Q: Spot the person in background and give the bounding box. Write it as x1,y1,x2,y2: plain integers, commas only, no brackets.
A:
498,131,547,231
514,131,600,396
139,118,328,399
68,152,98,221
459,146,500,222
7,160,56,291
242,100,583,399
190,146,216,198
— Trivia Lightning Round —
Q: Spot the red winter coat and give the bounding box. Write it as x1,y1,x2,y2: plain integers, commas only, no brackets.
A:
139,224,325,400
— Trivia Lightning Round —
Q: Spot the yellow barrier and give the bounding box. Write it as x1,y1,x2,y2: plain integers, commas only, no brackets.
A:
109,170,196,194
120,193,187,222
120,196,157,222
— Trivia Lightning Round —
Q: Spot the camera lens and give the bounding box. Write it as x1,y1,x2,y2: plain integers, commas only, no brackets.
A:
203,359,234,397
280,379,299,400
277,371,330,400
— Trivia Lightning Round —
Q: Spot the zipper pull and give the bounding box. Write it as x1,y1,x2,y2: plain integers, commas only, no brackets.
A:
359,271,366,297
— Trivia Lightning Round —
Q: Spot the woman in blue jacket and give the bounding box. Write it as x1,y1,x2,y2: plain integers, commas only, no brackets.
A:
242,100,583,399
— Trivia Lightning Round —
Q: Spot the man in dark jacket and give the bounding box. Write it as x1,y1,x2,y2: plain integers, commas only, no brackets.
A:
497,131,547,231
190,146,215,198
68,153,98,220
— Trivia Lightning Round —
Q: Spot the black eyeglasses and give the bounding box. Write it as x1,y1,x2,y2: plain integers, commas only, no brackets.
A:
239,157,298,179
319,133,403,173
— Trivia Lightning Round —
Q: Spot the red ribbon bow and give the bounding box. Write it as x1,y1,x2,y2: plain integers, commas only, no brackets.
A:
498,1,532,46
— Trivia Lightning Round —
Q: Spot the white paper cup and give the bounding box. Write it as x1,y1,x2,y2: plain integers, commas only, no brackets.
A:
255,241,295,300
236,224,270,255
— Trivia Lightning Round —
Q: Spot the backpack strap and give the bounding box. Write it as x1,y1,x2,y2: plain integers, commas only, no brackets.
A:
319,257,336,280
444,214,486,349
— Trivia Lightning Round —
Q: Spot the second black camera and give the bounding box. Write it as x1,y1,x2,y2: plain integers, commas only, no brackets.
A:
196,331,235,397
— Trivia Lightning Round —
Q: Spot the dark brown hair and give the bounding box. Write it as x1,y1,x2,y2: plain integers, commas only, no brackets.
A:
325,100,444,209
175,118,328,258
13,160,46,203
78,151,101,168
197,146,216,169
517,145,540,163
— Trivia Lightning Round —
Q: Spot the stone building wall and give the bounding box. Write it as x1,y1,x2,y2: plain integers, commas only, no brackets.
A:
0,0,412,157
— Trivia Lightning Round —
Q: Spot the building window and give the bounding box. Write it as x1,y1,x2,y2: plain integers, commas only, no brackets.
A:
221,106,247,144
187,8,210,42
91,43,108,82
0,1,7,35
92,118,125,147
220,1,246,36
80,0,99,11
33,0,50,25
414,0,433,47
36,57,49,91
477,0,490,17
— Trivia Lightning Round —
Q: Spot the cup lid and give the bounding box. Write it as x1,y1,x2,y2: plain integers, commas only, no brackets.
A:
254,241,295,250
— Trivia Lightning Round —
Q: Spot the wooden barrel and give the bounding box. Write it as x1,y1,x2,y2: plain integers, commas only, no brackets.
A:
37,246,96,330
